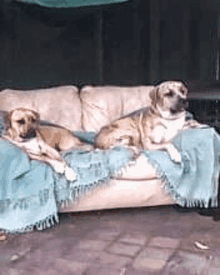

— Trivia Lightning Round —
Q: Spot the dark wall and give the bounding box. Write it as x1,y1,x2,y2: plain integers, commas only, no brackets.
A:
103,1,150,85
0,1,101,89
103,0,218,85
0,0,218,89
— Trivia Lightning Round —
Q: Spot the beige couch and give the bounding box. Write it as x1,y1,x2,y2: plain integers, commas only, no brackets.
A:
0,85,175,212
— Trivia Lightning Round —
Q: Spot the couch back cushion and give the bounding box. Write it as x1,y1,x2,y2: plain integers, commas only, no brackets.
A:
80,85,154,132
0,86,81,131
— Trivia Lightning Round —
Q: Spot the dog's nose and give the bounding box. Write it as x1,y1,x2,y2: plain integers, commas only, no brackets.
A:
20,129,36,139
179,97,186,104
26,129,36,139
179,97,188,107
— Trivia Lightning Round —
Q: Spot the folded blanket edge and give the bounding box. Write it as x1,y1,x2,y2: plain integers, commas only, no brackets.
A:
57,148,136,209
143,152,219,209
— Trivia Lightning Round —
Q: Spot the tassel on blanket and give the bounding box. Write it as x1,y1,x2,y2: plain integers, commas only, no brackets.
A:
2,213,59,234
36,213,59,231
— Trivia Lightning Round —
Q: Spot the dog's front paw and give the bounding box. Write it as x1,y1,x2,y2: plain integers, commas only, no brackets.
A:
51,160,65,174
64,166,77,181
167,144,181,163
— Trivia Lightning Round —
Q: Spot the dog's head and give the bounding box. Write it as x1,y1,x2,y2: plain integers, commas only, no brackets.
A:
5,108,40,142
150,81,188,119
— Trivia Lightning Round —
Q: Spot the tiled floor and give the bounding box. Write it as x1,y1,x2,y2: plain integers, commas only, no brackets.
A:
0,206,219,274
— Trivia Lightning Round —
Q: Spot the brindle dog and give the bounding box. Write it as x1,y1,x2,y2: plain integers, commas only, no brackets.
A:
95,81,188,163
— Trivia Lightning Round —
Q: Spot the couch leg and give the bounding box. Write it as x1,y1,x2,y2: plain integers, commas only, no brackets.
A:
173,204,220,221
213,211,220,221
197,208,220,221
174,177,220,221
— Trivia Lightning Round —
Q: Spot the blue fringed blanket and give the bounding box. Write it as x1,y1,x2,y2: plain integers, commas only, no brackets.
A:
0,127,220,233
144,127,220,208
0,136,133,233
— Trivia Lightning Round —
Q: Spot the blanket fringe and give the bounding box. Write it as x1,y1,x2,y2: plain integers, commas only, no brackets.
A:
35,213,59,231
0,212,59,234
57,177,111,209
57,158,136,209
143,152,219,209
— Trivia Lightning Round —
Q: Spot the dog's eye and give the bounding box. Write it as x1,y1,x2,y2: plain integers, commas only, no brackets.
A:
180,89,186,95
165,91,174,97
17,119,25,125
31,117,36,123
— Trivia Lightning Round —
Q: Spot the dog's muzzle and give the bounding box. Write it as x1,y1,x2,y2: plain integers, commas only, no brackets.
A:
19,129,36,139
179,97,188,108
171,98,188,114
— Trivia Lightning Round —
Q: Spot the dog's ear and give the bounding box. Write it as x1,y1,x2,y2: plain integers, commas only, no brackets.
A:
181,83,188,95
150,87,159,107
4,110,13,130
32,110,40,122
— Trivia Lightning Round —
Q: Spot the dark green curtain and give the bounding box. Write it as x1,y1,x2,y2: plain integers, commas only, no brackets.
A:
16,0,127,8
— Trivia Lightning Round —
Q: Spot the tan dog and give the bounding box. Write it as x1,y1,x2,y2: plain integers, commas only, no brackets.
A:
94,81,188,163
3,108,87,181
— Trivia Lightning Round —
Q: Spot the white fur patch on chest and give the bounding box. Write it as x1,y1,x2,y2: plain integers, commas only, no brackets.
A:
20,138,42,155
151,115,185,143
